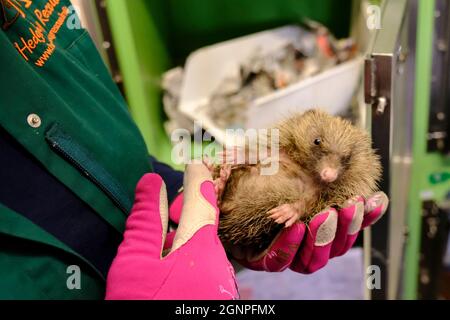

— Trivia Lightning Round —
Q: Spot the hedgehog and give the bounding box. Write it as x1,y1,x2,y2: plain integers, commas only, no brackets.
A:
213,109,382,254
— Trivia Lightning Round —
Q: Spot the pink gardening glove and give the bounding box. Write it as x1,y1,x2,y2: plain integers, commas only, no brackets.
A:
170,192,388,273
239,192,389,273
105,164,239,300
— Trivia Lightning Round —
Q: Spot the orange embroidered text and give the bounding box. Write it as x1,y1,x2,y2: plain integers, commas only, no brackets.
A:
34,0,59,27
13,21,45,61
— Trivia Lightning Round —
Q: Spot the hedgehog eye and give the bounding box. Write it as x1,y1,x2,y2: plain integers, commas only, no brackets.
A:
313,138,322,146
342,153,352,166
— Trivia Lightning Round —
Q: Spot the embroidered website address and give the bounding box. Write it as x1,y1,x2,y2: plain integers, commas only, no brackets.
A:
11,0,69,67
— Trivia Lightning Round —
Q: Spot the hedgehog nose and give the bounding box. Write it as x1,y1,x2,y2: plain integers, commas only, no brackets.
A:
320,168,338,183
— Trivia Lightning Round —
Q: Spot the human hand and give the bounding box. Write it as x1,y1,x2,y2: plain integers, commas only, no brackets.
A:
105,164,239,300
235,192,388,273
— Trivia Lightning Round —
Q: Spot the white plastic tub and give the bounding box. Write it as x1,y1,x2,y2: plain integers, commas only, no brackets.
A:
178,25,363,145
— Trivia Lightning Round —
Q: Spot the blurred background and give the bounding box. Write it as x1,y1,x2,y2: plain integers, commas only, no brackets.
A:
71,0,450,300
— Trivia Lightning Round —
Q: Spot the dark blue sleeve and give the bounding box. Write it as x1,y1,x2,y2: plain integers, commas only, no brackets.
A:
148,156,184,204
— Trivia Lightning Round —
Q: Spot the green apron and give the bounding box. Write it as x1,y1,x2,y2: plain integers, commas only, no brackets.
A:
0,0,152,299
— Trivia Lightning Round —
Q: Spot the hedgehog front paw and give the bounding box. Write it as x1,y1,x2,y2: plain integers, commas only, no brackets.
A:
214,165,232,201
268,203,303,228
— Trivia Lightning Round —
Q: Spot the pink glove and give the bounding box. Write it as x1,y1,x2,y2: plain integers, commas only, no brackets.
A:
239,193,389,273
170,192,388,273
105,164,239,300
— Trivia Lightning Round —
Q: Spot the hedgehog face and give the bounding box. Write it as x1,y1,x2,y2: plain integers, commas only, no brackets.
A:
312,119,356,185
282,110,354,185
298,110,381,197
